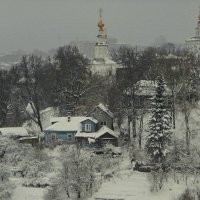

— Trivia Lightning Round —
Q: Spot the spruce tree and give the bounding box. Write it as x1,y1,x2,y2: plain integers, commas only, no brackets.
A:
145,75,172,163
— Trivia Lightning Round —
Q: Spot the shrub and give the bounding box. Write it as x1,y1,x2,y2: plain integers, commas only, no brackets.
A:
178,188,195,200
148,168,168,191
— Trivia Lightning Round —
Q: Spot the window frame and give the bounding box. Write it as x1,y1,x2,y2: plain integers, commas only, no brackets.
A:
85,124,92,132
68,134,72,142
51,133,57,141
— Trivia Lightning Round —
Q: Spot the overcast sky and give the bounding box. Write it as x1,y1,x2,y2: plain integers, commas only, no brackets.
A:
0,0,199,53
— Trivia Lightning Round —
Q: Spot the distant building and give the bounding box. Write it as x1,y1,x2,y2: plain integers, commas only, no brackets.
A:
89,9,119,76
123,80,172,110
0,127,28,139
70,38,128,59
186,7,200,56
70,40,95,58
134,80,172,110
0,127,28,137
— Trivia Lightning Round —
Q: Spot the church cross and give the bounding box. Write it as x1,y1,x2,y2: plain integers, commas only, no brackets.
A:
99,8,103,18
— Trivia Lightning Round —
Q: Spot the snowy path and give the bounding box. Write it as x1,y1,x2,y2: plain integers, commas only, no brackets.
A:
12,186,45,200
90,170,187,200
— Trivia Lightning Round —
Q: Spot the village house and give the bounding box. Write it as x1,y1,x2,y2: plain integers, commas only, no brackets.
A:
0,127,29,139
134,80,172,109
86,103,114,130
44,103,118,147
0,127,39,146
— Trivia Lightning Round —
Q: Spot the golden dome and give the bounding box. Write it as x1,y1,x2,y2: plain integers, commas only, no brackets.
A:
98,19,104,31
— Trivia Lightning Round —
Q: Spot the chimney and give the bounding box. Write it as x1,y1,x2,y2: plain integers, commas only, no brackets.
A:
68,116,71,122
92,112,95,118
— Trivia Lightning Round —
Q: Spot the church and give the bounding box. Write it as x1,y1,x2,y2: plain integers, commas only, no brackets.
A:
89,9,119,76
186,8,200,56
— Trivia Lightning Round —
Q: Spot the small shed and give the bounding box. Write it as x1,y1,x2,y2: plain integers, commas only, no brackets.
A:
76,126,119,147
0,127,29,139
95,126,119,147
18,136,39,146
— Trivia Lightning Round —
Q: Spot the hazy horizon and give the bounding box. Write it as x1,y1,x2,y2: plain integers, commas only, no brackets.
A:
0,0,199,53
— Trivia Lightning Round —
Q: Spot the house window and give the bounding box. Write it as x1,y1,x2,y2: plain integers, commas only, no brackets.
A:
101,121,106,126
85,124,91,132
51,133,57,141
68,134,72,142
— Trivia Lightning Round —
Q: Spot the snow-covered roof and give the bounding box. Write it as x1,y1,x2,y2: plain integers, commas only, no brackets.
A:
18,136,38,141
80,118,98,124
26,102,35,114
164,54,179,59
50,116,98,124
134,80,171,96
97,103,114,118
104,58,117,65
50,117,67,123
0,127,28,137
186,36,200,42
40,107,53,114
95,126,119,139
45,117,98,132
75,126,119,139
75,132,96,138
91,58,117,65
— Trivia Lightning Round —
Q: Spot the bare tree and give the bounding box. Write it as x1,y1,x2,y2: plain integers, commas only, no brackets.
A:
11,55,45,131
176,56,200,155
53,45,90,115
60,146,96,199
0,70,11,127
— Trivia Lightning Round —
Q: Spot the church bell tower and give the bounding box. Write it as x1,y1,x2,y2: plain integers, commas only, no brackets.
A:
195,7,200,38
186,6,200,56
94,9,111,61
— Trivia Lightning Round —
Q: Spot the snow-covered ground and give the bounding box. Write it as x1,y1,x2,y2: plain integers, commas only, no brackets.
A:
89,157,198,200
12,186,45,200
6,104,200,200
90,170,190,200
11,178,46,200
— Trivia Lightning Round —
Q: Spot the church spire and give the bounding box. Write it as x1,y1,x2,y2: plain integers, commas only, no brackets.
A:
98,8,105,32
99,8,103,18
94,9,110,60
198,6,200,21
196,6,200,37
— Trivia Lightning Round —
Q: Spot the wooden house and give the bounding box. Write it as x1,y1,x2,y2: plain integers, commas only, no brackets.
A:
125,80,172,110
44,104,118,147
87,103,114,130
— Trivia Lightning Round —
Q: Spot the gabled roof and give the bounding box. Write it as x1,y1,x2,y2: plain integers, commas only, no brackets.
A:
50,116,97,124
91,57,117,65
75,132,96,138
95,126,119,139
87,103,114,118
45,117,98,132
125,80,171,96
75,126,119,139
50,117,67,124
0,127,28,137
80,118,98,124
